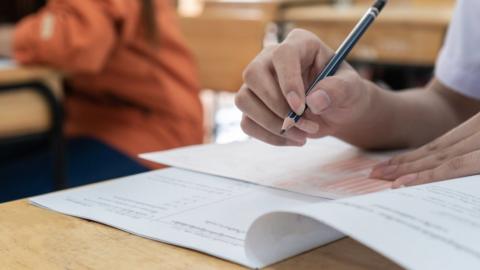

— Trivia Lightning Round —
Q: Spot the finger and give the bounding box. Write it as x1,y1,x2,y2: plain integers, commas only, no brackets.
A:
272,29,334,115
242,49,291,119
247,71,319,134
392,149,480,188
387,113,480,166
371,157,440,180
301,109,335,138
295,118,320,135
240,115,305,146
284,29,334,69
235,87,308,143
372,130,480,180
306,67,359,115
272,42,306,115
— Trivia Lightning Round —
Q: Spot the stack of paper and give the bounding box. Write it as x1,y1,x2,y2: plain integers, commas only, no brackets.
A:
30,138,480,269
31,168,480,269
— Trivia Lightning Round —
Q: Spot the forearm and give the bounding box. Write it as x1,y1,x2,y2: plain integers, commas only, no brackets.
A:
336,79,480,150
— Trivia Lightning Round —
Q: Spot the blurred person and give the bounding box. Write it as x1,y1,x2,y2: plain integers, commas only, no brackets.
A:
0,0,203,202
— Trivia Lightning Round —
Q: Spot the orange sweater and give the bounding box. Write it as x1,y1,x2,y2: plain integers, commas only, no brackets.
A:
13,0,203,168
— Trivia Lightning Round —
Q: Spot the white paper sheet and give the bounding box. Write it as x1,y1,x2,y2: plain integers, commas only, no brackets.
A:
31,166,480,269
0,59,15,69
247,176,480,270
140,137,393,199
30,168,332,269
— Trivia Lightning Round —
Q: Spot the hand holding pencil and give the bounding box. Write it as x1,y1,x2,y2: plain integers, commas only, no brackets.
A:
280,0,387,133
236,0,387,146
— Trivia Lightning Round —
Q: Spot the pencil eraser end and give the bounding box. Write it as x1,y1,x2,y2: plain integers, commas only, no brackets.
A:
373,0,388,12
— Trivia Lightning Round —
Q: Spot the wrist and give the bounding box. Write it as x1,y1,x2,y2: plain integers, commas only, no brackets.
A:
360,79,412,149
333,78,393,149
353,77,381,128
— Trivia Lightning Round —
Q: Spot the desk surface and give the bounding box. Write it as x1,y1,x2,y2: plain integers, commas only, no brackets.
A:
282,4,452,25
181,2,453,91
281,4,453,65
0,199,403,270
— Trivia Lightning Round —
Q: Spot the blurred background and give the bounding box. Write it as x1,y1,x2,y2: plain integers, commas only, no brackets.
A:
0,0,455,198
0,0,457,145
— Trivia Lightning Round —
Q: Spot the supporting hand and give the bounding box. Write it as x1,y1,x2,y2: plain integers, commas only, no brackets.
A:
371,112,480,188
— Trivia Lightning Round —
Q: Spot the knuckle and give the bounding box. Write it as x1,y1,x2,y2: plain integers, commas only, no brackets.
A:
242,61,262,84
261,86,281,106
234,90,249,111
241,119,285,146
434,150,449,162
425,141,439,152
280,79,298,94
320,76,349,103
304,35,320,50
287,28,309,39
334,77,349,93
445,157,464,171
240,116,255,135
239,116,249,131
321,76,348,93
423,169,437,182
288,28,318,44
272,42,295,59
390,156,404,165
396,164,410,175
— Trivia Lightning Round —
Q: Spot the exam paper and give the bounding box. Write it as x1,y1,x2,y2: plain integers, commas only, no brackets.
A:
30,168,332,269
31,165,480,269
140,137,393,199
247,176,480,270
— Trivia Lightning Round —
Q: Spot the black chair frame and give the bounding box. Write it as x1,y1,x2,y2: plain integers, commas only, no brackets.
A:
0,81,65,189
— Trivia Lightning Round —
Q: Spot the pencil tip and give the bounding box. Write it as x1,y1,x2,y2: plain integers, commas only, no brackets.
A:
281,117,296,134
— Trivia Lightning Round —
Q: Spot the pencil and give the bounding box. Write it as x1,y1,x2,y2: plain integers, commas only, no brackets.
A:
281,0,388,134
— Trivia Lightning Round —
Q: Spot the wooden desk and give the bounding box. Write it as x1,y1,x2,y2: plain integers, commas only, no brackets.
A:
281,5,453,65
179,0,328,92
180,16,267,92
179,1,453,92
199,0,327,21
0,199,403,270
0,65,62,138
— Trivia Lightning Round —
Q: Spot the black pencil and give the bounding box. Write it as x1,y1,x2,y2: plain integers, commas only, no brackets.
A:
281,0,388,134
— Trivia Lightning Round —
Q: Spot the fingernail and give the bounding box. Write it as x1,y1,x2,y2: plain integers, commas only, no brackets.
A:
296,119,319,134
286,91,305,115
392,173,417,188
307,90,331,114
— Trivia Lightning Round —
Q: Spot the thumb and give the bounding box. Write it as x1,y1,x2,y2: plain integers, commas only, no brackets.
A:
306,73,353,115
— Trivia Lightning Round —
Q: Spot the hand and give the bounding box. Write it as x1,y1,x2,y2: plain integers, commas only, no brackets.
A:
235,29,374,146
370,112,480,188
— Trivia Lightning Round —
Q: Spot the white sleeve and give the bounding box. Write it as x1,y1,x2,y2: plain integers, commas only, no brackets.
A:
435,0,480,99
